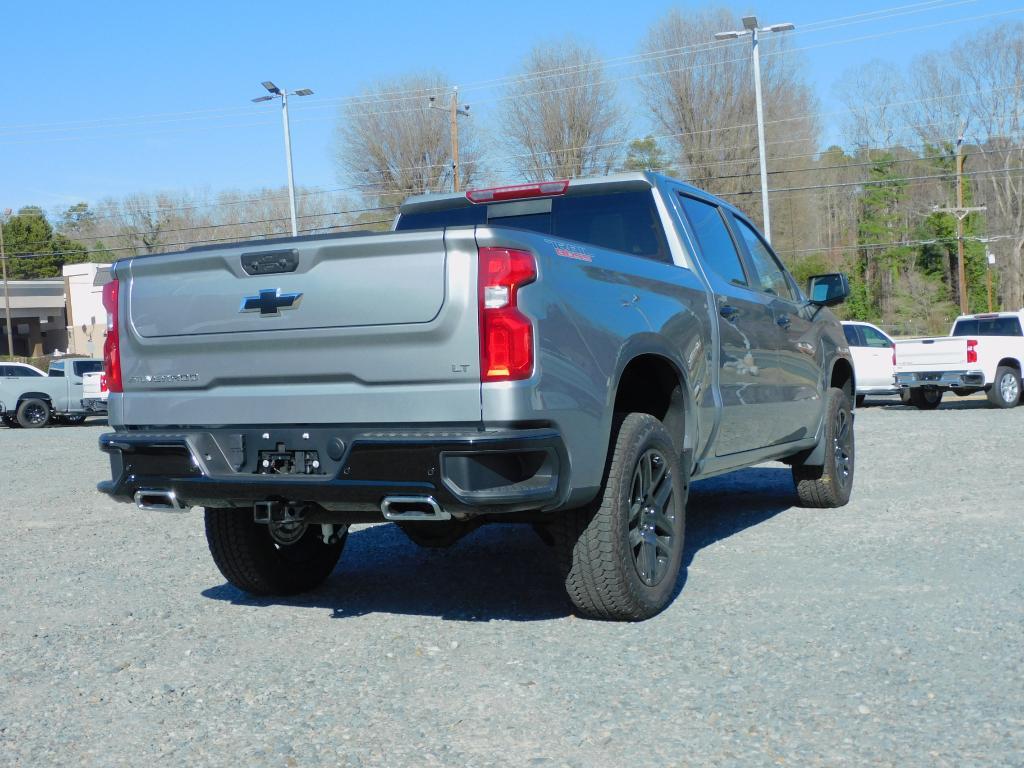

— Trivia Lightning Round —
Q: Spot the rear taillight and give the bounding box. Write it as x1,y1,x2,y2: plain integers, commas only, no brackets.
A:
891,344,896,367
478,247,536,382
102,279,122,393
99,373,108,393
966,338,978,364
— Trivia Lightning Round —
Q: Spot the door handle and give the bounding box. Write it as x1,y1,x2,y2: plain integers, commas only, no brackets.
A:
719,305,740,322
776,314,791,328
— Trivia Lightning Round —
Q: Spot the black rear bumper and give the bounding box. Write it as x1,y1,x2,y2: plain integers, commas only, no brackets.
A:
98,425,567,518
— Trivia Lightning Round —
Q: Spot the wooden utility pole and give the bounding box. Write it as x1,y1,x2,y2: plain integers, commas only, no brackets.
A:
429,87,470,192
934,126,985,315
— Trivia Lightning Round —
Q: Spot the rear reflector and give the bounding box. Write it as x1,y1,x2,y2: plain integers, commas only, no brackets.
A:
478,247,536,381
102,279,123,393
891,343,896,367
967,338,978,364
466,180,569,204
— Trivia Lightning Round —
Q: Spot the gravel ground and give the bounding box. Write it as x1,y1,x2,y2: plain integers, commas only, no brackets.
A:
1,398,1022,767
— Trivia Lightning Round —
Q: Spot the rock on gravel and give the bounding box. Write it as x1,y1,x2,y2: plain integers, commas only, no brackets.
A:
1,399,1022,766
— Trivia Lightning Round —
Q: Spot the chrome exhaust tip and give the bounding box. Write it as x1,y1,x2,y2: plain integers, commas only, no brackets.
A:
134,489,188,512
380,495,451,522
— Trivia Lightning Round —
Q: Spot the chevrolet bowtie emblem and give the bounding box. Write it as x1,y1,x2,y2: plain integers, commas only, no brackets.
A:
240,288,303,317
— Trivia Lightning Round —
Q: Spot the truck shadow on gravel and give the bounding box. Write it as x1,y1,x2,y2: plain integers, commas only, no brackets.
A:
202,466,796,621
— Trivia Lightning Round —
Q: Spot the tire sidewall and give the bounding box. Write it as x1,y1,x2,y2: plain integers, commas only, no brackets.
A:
820,388,855,505
16,398,50,429
608,414,687,616
990,367,1020,408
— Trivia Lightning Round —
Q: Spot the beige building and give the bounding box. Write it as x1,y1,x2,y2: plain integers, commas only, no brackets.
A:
0,278,68,357
63,263,111,358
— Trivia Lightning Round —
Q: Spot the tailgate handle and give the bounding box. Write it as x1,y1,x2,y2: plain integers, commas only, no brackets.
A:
241,249,299,276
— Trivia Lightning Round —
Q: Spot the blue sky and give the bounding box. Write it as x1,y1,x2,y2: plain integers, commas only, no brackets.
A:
1,0,1021,213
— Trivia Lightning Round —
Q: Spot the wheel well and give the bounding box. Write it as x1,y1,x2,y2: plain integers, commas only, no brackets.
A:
613,354,687,452
830,358,854,398
17,392,53,406
996,358,1021,373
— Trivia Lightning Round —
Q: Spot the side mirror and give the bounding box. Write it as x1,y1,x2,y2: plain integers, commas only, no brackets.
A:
806,273,850,307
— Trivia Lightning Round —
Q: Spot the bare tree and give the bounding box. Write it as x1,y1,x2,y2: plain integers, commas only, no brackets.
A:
903,23,1024,309
501,40,627,181
835,60,908,150
636,7,819,258
334,73,479,206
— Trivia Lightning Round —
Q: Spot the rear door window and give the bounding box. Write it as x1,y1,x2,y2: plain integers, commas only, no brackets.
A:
843,325,862,346
677,195,748,287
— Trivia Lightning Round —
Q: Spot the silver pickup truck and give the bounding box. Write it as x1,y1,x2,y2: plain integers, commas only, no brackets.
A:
1,358,104,428
97,172,855,620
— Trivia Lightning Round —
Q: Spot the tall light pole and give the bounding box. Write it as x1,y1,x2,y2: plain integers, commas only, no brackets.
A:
252,81,313,237
1,208,13,359
715,16,795,245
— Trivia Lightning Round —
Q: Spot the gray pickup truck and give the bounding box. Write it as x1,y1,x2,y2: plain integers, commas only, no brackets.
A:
97,172,855,620
1,358,104,428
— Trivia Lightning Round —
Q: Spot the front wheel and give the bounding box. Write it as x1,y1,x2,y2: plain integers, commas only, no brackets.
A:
204,509,346,595
554,413,687,621
792,387,855,508
987,366,1020,409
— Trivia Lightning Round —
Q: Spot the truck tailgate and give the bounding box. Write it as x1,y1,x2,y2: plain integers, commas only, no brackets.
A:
116,229,482,426
895,336,966,370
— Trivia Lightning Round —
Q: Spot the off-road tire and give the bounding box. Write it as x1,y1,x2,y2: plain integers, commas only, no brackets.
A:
16,398,51,428
793,387,855,508
987,366,1020,409
553,413,687,621
62,415,88,425
907,388,942,410
204,509,346,596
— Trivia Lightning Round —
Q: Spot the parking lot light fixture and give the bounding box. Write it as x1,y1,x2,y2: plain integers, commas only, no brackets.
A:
251,82,314,236
713,16,796,244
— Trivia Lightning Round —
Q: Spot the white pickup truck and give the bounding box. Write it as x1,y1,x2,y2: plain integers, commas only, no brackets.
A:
894,311,1024,409
82,371,109,414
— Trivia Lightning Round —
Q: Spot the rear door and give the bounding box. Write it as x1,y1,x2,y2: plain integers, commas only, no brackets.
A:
117,229,483,426
677,193,780,455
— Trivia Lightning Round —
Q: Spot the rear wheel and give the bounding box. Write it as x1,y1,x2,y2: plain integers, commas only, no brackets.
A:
906,389,942,410
204,509,346,595
792,387,855,508
16,398,51,428
553,413,687,621
62,414,88,426
987,366,1020,409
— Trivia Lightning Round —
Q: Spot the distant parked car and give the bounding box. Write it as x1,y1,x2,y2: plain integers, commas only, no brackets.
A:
842,321,897,406
0,358,103,428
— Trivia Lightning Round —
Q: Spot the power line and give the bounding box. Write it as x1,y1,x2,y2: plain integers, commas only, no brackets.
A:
0,0,979,138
